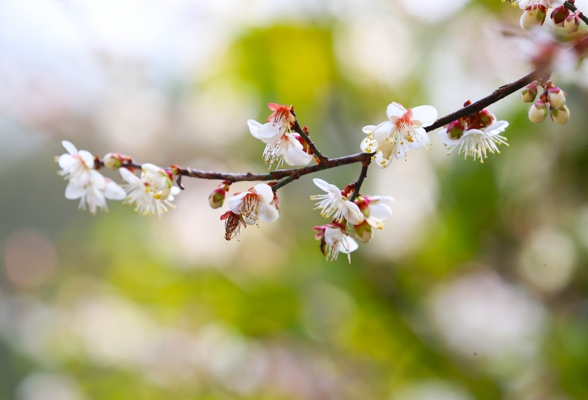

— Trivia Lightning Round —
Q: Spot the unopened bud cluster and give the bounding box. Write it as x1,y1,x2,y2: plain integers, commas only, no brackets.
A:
522,81,569,125
551,3,581,33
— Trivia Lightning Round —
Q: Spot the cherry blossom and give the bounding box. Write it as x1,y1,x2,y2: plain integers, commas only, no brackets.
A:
57,140,95,181
227,183,279,226
361,102,438,167
65,171,126,214
313,222,358,263
438,121,509,163
310,179,363,225
119,166,181,217
248,103,313,168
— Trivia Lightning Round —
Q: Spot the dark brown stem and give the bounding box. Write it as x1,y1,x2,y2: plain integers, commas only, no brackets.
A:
564,1,588,26
347,161,370,203
290,110,328,164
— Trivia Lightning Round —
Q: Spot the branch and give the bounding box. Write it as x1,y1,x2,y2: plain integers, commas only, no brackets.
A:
290,110,328,164
347,161,370,203
564,1,588,26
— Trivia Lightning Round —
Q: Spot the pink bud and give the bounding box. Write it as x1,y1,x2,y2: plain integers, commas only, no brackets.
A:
208,187,227,209
521,83,538,103
550,6,570,27
564,14,580,33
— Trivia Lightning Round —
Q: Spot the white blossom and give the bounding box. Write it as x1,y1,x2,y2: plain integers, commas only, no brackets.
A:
227,183,279,225
361,102,437,167
438,121,509,163
119,167,180,217
310,179,364,225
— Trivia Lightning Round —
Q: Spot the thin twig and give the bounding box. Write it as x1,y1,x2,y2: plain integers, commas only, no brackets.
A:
290,110,328,164
564,1,588,26
347,161,370,203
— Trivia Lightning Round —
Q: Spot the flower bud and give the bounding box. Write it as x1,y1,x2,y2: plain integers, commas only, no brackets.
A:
446,120,465,140
209,187,227,209
353,220,373,243
550,5,570,27
478,109,496,128
551,105,570,125
547,87,567,110
520,5,547,30
564,14,580,33
103,153,130,169
520,84,538,103
528,101,548,124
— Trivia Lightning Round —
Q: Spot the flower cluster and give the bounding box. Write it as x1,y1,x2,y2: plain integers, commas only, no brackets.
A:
57,141,180,217
361,102,438,168
311,179,393,262
522,80,570,125
248,103,314,169
551,3,581,33
56,141,126,214
437,102,509,163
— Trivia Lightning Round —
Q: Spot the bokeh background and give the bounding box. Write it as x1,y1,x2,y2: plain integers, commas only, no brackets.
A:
2,0,588,399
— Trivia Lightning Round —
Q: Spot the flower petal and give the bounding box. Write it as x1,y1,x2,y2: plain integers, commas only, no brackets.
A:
339,235,359,254
79,150,95,169
104,180,126,200
411,105,438,126
344,201,364,225
362,125,376,135
62,140,77,155
386,102,407,119
228,192,248,214
254,183,274,203
369,203,393,220
259,203,279,223
438,128,464,146
284,136,312,166
65,183,85,199
247,119,262,139
372,121,394,141
120,167,140,184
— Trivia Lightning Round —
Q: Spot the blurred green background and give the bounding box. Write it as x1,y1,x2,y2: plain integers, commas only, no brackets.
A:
2,0,588,399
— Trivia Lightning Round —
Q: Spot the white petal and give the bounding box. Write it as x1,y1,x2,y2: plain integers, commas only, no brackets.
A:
370,196,394,204
339,235,359,254
374,151,392,168
344,201,364,225
485,121,509,136
65,183,85,199
142,163,162,175
247,119,262,139
325,227,344,247
362,125,376,135
256,122,283,144
369,203,393,220
120,167,140,183
79,150,95,169
438,128,464,146
228,192,248,213
88,170,106,190
284,136,312,166
411,105,438,126
259,203,279,223
104,180,126,200
313,178,340,195
410,128,430,149
62,140,77,155
386,102,407,119
58,154,75,169
372,121,394,141
254,183,274,203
